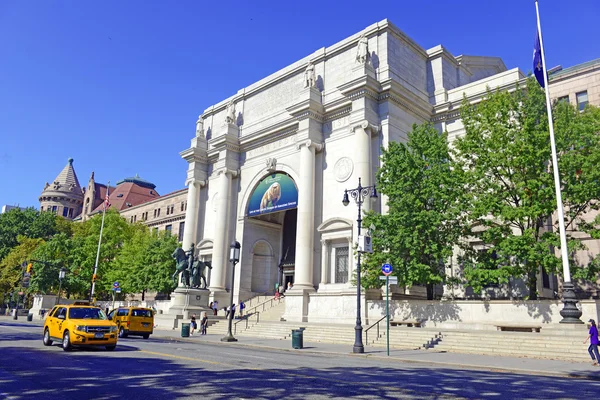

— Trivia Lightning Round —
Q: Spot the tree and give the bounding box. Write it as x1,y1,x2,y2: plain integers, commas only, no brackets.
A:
0,208,57,260
362,123,467,299
0,236,44,295
110,227,179,300
29,233,72,295
453,77,600,299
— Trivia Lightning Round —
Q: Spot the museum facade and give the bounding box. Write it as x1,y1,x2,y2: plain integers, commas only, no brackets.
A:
178,19,526,323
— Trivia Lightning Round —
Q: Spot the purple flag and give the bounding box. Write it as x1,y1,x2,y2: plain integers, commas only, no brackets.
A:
533,30,545,88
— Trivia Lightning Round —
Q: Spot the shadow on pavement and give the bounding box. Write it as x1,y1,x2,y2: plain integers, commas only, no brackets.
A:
0,346,600,399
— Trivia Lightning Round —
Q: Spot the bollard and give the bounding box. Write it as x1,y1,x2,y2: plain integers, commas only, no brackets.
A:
12,309,17,320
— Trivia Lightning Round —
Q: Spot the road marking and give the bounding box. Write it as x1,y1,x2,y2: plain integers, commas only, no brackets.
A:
140,350,255,369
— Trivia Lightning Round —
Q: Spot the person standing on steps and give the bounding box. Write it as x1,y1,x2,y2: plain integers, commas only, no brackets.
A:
212,300,218,316
200,312,208,335
190,313,197,335
584,318,600,366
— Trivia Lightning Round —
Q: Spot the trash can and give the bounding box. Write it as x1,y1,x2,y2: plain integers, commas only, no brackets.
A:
181,322,190,337
291,329,303,349
27,314,33,322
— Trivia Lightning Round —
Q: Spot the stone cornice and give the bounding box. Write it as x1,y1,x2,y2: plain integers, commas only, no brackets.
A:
324,106,352,121
337,74,381,102
379,79,433,121
179,146,209,164
145,214,186,228
208,131,241,153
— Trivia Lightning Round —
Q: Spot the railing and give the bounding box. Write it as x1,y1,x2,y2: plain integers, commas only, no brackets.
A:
364,315,388,345
234,311,260,334
243,295,282,317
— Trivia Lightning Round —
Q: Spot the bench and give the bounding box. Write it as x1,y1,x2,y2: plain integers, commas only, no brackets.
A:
390,320,422,328
496,325,541,333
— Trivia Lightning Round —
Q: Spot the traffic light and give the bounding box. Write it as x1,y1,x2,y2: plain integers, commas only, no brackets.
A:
26,263,33,274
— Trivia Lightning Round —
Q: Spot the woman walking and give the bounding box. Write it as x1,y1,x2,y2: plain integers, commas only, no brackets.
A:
584,319,600,366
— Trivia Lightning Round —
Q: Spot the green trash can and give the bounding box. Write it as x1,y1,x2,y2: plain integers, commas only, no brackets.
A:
27,314,33,322
181,322,190,337
291,329,303,349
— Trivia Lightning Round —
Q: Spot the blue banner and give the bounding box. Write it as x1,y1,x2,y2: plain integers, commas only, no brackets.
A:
247,173,298,216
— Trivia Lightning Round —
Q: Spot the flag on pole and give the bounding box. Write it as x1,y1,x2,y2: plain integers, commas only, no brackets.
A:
533,30,545,88
104,187,110,209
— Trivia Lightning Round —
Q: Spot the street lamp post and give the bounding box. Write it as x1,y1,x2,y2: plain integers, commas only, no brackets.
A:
56,268,66,305
343,177,377,354
221,240,241,342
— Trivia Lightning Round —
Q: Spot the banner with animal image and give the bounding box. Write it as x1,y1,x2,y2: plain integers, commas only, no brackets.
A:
247,173,298,216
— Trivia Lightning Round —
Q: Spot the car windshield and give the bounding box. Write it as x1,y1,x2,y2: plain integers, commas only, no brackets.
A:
69,307,106,320
131,309,152,317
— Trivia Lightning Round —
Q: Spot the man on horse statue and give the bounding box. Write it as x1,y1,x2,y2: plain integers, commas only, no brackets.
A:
171,244,212,289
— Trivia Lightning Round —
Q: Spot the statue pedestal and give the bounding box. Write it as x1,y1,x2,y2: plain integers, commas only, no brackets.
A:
154,287,212,330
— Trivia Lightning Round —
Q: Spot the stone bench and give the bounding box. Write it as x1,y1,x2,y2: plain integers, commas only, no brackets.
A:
390,320,422,328
496,325,541,333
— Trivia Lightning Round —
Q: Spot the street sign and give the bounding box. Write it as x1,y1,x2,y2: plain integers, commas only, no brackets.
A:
115,288,122,293
379,275,398,284
382,263,393,276
113,281,120,288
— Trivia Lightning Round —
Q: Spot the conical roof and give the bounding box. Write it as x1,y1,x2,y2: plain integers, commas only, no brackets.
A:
40,158,83,199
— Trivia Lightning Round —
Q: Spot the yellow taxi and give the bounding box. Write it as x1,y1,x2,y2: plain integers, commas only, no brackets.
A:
43,301,118,351
107,307,154,339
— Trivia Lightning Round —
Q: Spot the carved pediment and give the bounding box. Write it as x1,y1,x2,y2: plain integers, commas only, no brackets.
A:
317,217,353,233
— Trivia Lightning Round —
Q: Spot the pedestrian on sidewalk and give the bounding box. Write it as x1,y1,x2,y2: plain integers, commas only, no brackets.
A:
212,300,218,316
200,312,208,335
584,318,600,365
190,314,197,335
239,302,245,317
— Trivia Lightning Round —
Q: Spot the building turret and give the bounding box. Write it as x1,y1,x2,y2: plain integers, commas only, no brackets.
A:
39,158,84,219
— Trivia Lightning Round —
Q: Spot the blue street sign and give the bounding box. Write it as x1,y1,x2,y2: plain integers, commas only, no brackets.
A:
115,288,122,293
113,281,120,288
382,263,393,276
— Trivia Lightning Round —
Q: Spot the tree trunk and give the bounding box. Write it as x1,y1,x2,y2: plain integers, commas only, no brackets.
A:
426,283,434,300
142,290,145,302
528,271,538,300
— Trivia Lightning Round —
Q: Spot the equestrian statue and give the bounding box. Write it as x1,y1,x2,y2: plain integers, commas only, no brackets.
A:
171,244,212,289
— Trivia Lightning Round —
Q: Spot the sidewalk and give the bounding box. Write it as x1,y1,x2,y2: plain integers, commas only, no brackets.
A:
152,327,600,381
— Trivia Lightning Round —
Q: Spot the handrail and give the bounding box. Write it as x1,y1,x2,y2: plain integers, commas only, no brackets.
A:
364,314,388,345
243,295,282,316
234,311,260,334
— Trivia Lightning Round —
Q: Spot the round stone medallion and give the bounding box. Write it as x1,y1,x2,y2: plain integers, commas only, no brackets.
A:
334,157,353,182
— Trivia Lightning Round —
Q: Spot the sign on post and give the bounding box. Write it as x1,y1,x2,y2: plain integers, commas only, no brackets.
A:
115,288,122,293
113,281,120,289
382,263,393,276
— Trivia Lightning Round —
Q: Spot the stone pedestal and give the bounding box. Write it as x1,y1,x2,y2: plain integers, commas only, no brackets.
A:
154,287,212,329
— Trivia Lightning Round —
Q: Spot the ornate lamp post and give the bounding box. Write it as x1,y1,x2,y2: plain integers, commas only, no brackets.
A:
56,268,66,305
343,177,377,354
221,240,241,342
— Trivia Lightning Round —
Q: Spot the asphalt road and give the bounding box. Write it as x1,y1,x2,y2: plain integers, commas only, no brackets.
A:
1,321,600,399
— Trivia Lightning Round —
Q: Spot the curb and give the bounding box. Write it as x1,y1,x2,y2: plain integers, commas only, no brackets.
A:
152,333,600,381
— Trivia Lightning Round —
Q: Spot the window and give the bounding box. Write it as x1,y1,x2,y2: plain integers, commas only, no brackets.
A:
166,206,170,216
557,95,569,104
154,209,157,218
181,202,184,212
52,206,57,214
62,207,68,217
133,215,137,223
40,206,43,211
157,208,161,217
130,216,134,223
577,91,588,111
165,224,172,234
171,205,174,214
68,208,73,218
185,202,187,211
178,222,185,242
334,246,349,283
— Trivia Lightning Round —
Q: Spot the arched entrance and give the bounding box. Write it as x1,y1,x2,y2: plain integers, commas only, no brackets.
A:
242,171,298,295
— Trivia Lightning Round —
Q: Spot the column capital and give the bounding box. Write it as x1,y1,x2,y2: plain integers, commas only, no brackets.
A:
296,139,324,152
351,121,379,135
217,168,240,178
320,239,330,246
184,178,207,187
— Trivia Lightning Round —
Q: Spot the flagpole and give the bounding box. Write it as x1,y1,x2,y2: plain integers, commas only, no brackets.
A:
89,181,110,303
535,0,582,323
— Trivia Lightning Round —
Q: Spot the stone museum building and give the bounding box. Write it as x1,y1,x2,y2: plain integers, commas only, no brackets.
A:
178,19,530,323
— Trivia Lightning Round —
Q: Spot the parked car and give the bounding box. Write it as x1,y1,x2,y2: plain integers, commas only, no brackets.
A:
43,301,118,351
107,307,154,339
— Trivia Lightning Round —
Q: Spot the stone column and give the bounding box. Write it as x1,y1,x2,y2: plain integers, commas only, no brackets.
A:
294,140,323,290
320,239,329,285
181,180,202,251
209,169,235,292
352,121,373,213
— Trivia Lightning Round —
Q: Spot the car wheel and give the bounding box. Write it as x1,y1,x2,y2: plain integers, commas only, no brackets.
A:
62,331,72,352
43,329,53,346
119,326,128,338
143,334,149,340
105,345,116,351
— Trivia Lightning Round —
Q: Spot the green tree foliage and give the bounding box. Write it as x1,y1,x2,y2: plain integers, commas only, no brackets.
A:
29,233,72,295
110,227,179,300
362,123,467,299
0,236,44,295
0,208,57,260
453,77,600,298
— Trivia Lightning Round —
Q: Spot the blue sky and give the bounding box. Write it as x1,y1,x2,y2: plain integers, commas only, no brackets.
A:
1,0,598,209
